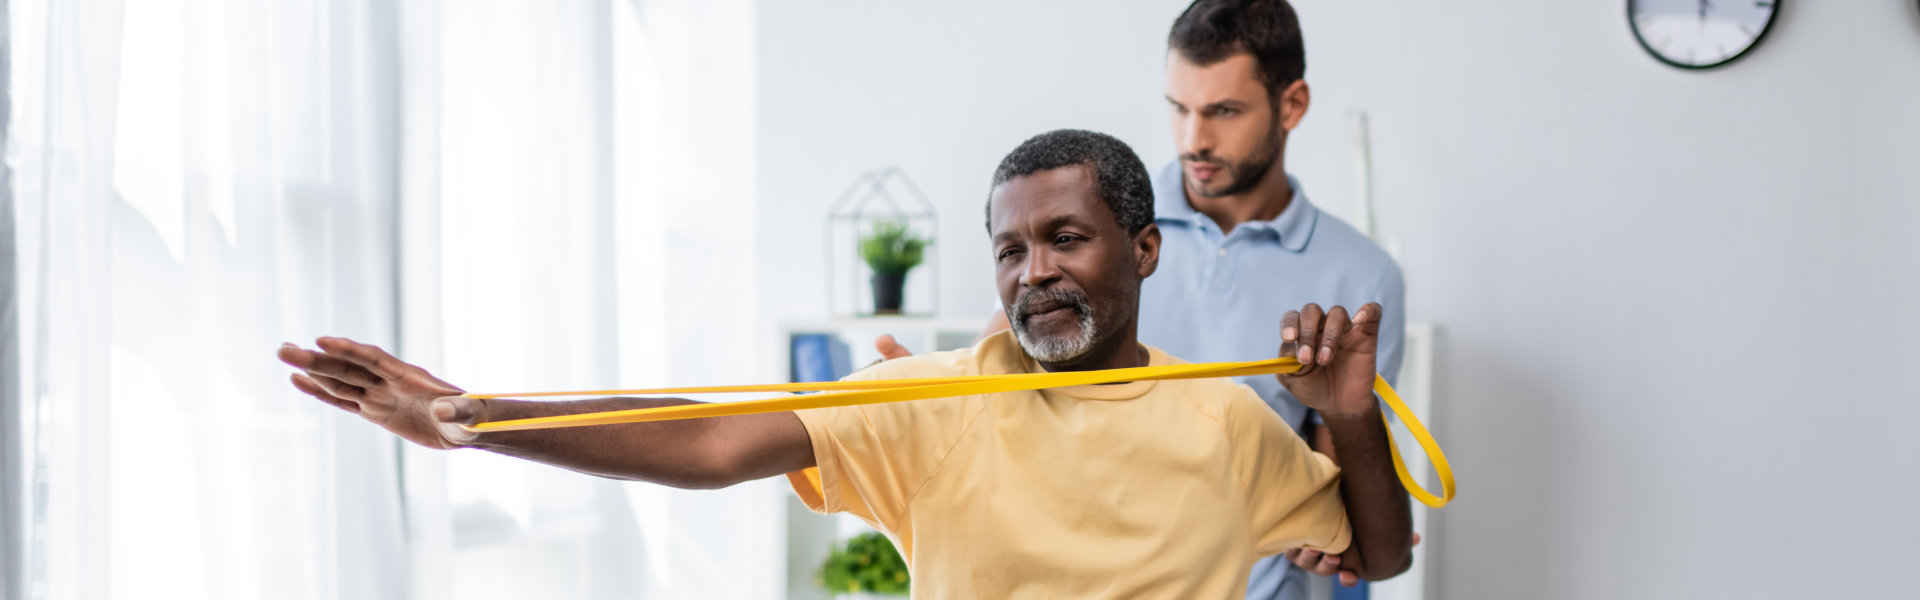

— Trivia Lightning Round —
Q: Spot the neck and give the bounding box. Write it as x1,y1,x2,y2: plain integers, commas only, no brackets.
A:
1186,163,1291,235
1034,320,1148,373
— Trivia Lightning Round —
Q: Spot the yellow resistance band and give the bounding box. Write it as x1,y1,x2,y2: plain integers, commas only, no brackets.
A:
462,357,1455,508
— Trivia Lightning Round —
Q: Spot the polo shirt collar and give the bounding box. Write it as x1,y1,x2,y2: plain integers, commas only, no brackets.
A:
1153,161,1318,253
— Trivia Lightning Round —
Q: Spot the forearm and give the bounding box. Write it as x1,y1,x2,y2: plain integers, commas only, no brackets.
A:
466,397,814,490
1323,405,1414,580
1304,416,1334,459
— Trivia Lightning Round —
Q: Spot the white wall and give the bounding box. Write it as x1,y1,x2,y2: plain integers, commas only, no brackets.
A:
756,1,1920,598
1292,2,1920,598
756,0,1192,324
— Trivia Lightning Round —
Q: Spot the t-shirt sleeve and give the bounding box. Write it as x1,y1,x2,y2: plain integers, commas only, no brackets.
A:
1227,384,1353,557
785,356,980,533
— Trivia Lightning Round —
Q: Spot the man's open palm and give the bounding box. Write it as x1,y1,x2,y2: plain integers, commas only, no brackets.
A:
278,337,480,449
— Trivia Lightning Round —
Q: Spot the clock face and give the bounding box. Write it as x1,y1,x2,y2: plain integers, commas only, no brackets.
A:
1629,0,1780,69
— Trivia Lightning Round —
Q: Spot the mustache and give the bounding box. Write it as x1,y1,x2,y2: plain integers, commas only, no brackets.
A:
1178,152,1225,167
1013,288,1091,321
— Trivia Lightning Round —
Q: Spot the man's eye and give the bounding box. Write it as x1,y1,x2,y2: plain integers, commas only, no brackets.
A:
1216,108,1237,117
1054,235,1080,245
998,248,1022,260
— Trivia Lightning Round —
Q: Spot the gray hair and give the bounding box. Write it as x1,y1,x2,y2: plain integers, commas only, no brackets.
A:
986,129,1155,236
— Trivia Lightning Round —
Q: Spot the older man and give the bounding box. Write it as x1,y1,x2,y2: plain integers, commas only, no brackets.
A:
279,129,1411,598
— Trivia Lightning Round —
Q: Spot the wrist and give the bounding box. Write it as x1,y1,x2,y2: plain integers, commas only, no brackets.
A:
1317,399,1381,424
435,396,491,450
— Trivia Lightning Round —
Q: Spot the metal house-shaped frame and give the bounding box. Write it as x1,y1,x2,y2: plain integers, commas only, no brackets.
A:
824,167,939,317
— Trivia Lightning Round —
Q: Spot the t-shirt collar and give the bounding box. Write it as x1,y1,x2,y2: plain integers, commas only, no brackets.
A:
1004,334,1168,401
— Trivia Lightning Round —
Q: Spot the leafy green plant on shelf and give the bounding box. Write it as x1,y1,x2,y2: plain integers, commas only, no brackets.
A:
857,220,930,314
817,531,910,596
858,220,928,276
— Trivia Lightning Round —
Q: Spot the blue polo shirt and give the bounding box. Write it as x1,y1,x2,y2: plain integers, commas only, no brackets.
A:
1136,160,1405,600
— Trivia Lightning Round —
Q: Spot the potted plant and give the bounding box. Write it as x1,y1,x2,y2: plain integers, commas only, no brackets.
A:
817,531,910,597
858,220,928,315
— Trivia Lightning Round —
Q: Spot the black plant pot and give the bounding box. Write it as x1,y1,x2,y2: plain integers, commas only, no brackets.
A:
871,271,906,315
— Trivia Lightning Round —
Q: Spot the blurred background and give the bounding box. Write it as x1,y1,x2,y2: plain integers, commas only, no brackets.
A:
4,0,1917,599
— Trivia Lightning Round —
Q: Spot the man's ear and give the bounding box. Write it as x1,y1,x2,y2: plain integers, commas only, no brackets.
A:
1134,223,1162,279
1278,80,1310,132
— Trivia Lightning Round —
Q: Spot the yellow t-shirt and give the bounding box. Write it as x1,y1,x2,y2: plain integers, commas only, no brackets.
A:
787,331,1351,599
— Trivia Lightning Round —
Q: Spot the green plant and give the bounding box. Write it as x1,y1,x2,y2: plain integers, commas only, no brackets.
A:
858,220,928,276
816,531,910,596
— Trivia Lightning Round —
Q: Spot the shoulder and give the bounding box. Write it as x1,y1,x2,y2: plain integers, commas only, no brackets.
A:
1303,207,1403,292
842,333,1007,382
841,351,973,383
840,330,1026,384
1307,209,1400,278
801,337,1004,453
1144,344,1267,423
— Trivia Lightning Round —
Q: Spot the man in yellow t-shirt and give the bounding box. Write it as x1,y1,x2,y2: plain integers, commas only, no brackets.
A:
278,129,1414,598
788,330,1351,598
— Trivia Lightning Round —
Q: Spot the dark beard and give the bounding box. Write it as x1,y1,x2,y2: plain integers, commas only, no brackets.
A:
1183,126,1282,199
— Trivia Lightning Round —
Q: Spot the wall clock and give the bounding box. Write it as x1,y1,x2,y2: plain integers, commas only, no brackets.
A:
1628,0,1780,69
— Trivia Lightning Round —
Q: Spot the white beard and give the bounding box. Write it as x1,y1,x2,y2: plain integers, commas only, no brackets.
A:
1011,308,1099,363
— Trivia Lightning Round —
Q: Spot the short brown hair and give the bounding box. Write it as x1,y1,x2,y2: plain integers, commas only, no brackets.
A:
1168,0,1306,99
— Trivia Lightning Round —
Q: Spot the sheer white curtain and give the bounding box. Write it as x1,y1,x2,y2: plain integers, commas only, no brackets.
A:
10,0,777,597
395,1,780,598
393,0,649,598
9,0,408,597
1,5,22,598
618,0,784,598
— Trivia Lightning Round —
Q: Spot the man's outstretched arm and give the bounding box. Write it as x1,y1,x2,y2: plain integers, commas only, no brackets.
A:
1278,303,1414,581
278,337,814,490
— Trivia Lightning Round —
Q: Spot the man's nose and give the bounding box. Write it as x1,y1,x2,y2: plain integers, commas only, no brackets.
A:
1019,246,1062,288
1179,115,1211,157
